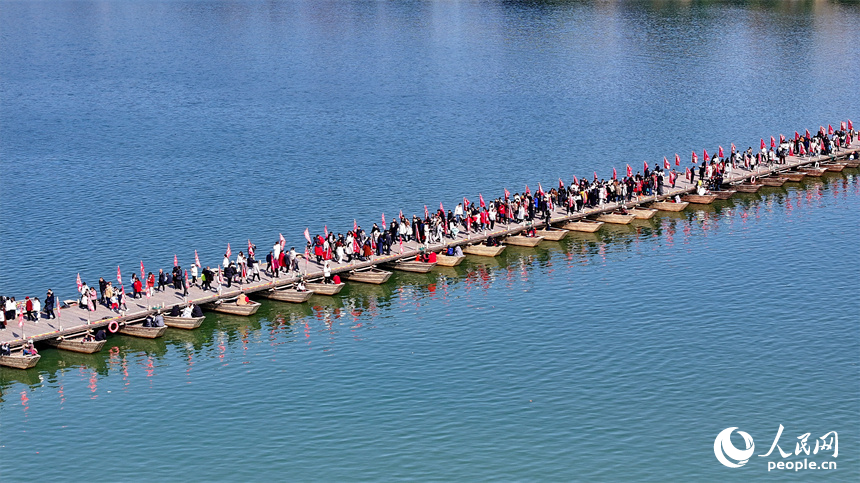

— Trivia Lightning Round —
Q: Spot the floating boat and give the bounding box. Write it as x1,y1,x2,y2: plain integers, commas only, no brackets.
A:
305,282,345,295
562,219,604,232
535,228,569,241
821,163,845,172
44,333,106,353
504,235,544,247
681,194,717,204
462,244,506,257
732,183,761,193
382,259,436,273
119,322,167,339
595,212,636,224
163,315,205,330
711,190,736,200
798,167,827,176
342,268,393,284
781,172,806,182
435,253,465,266
649,201,688,212
261,286,314,303
205,298,262,316
0,352,40,369
842,159,860,168
760,177,787,187
628,207,658,219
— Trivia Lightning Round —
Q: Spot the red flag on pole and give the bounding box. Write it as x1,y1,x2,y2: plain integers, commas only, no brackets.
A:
174,254,178,267
479,194,485,208
558,178,564,189
538,184,544,196
828,125,833,135
848,120,853,130
18,307,24,328
140,261,145,281
789,145,794,156
279,233,286,248
799,143,806,155
685,167,691,180
770,136,776,148
195,250,201,267
663,157,669,169
643,161,648,172
504,188,510,199
464,196,469,207
675,153,680,166
703,149,709,161
226,243,231,259
525,185,530,195
573,175,578,185
718,146,724,158
117,266,122,285
731,143,737,152
184,269,189,291
691,151,698,164
805,129,811,139
248,239,254,257
440,201,444,213
324,225,329,237
760,139,765,150
76,273,82,292
669,171,676,185
626,164,632,177
794,131,799,141
303,228,311,243
399,209,403,220
780,134,785,143
612,167,617,180
593,171,598,180
840,121,846,131
353,219,358,232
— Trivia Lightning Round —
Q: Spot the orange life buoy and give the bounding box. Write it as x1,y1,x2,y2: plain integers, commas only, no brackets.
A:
108,321,119,333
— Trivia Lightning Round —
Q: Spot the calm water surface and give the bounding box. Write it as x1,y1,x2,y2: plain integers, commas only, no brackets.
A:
1,0,859,481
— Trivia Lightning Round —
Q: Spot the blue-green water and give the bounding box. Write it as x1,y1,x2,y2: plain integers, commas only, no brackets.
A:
1,1,859,481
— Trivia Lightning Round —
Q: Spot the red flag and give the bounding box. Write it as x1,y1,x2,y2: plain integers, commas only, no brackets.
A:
303,228,311,243
440,201,444,213
828,124,833,135
279,233,286,248
718,146,724,158
140,261,145,281
504,188,510,199
760,139,765,150
593,171,598,180
525,185,530,195
799,143,806,155
174,254,178,267
538,184,544,196
612,167,617,180
794,131,799,141
643,161,648,172
353,219,358,232
18,307,24,328
117,266,122,285
324,225,328,237
731,143,736,152
226,243,231,259
770,136,775,148
703,149,709,161
573,175,578,185
840,121,846,131
675,153,680,166
848,120,853,130
819,126,824,135
789,145,794,156
195,250,201,267
479,194,485,208
184,269,189,290
381,213,386,229
248,239,254,257
558,178,564,189
399,209,403,220
691,151,698,164
669,171,676,184
685,167,691,179
464,196,469,207
76,273,82,292
626,164,632,177
663,157,669,169
780,134,785,143
805,129,810,139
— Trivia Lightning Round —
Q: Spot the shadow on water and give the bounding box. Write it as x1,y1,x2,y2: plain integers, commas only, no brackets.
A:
1,169,857,396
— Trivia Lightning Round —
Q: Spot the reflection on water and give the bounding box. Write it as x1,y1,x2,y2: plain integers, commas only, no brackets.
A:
2,171,856,403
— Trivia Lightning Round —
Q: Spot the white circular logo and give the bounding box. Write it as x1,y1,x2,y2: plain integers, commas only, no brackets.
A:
714,427,755,468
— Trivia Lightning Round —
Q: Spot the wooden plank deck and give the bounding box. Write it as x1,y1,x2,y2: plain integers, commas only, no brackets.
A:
2,142,858,351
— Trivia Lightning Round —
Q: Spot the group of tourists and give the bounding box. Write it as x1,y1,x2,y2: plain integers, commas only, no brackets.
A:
0,291,58,329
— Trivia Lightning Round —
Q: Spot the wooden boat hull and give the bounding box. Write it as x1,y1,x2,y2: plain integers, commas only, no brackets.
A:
205,301,261,316
305,282,345,295
535,229,568,241
382,260,436,273
462,244,506,257
649,201,688,212
45,337,106,353
781,172,806,182
629,208,658,219
842,160,860,168
680,194,717,204
710,190,736,200
163,315,205,330
760,177,787,187
262,288,314,303
799,167,827,176
343,269,393,284
563,220,604,232
505,235,543,247
821,164,845,172
435,254,465,266
119,324,167,339
0,354,40,369
595,213,636,224
732,183,761,193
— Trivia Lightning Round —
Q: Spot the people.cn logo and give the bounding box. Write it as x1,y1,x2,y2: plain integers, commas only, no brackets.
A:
714,427,756,468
